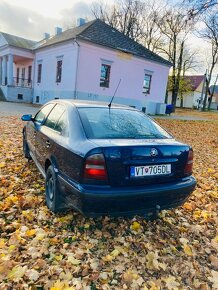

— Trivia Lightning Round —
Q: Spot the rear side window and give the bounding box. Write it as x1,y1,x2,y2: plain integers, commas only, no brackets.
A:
78,108,172,139
34,103,54,124
44,104,66,133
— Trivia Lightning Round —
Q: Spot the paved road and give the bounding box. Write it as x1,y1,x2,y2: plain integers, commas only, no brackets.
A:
154,115,210,121
0,101,215,121
0,101,40,118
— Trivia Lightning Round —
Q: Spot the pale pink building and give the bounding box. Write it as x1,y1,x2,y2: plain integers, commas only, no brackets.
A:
0,19,171,114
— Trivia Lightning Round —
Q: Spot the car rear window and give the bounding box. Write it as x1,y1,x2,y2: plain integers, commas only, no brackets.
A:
78,107,172,139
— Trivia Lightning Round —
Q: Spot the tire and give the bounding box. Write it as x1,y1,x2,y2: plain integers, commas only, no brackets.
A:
45,165,62,213
23,132,31,160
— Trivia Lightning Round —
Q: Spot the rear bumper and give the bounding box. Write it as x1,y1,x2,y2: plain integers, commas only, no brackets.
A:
58,175,196,217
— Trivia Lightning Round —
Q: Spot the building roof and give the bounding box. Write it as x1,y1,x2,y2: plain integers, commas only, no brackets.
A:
37,19,172,67
183,75,204,91
209,85,218,93
0,19,171,66
0,32,36,49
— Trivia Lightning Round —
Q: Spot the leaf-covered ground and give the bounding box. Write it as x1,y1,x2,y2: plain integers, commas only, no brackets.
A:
0,116,217,290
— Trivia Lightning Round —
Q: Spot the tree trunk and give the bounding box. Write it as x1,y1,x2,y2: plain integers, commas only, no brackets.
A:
203,66,213,111
171,36,177,111
180,93,184,108
165,89,168,104
171,40,184,112
208,74,218,110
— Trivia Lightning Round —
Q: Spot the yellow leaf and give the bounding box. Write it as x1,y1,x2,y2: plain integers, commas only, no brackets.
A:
164,276,180,290
201,211,211,219
10,196,18,203
130,221,141,231
111,249,120,257
8,245,16,252
67,255,81,265
8,265,27,280
213,236,218,243
26,229,36,237
146,251,160,270
183,245,193,256
208,270,218,289
50,280,75,290
0,163,6,168
55,255,63,261
123,270,139,283
0,239,5,248
102,254,113,262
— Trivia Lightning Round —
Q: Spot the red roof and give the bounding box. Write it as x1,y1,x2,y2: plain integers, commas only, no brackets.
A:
184,75,204,91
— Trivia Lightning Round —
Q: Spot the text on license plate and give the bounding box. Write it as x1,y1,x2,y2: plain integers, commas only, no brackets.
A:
130,164,171,177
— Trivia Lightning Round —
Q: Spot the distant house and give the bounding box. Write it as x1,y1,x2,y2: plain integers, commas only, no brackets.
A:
168,75,209,109
209,85,218,110
0,19,171,113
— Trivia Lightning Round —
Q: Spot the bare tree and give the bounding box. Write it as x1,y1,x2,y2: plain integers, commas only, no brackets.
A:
198,11,218,110
156,8,194,109
183,0,218,18
92,0,146,41
179,49,199,107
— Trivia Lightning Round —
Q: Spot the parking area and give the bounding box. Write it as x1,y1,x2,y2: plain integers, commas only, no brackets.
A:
0,101,217,121
0,101,40,118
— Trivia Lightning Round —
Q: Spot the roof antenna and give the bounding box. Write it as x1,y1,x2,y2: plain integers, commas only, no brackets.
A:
108,79,121,109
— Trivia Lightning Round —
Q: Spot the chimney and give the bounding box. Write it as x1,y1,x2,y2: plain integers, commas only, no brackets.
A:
76,18,86,27
43,32,50,39
55,27,62,35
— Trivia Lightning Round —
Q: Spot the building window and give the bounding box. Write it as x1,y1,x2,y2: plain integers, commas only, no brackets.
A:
17,94,23,100
100,64,111,88
16,68,19,84
56,60,62,83
37,64,42,83
143,74,152,94
28,66,32,84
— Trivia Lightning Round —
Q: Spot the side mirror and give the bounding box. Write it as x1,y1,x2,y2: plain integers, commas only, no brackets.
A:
21,114,33,121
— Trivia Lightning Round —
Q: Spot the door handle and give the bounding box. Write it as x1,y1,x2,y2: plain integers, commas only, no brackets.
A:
46,140,50,148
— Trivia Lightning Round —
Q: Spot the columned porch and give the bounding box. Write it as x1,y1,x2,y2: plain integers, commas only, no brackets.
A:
0,51,34,102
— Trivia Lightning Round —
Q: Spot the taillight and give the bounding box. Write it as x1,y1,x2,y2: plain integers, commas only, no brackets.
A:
184,150,193,175
84,153,108,180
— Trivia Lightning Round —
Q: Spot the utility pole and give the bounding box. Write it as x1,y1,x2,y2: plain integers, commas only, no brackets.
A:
208,74,218,110
199,70,207,111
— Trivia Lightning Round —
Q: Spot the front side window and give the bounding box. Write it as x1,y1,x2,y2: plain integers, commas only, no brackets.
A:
143,74,152,94
34,103,54,124
78,108,172,139
37,64,42,83
56,60,62,83
100,64,111,88
44,104,66,132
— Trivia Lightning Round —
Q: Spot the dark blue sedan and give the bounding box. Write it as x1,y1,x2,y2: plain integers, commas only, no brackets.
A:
21,100,196,217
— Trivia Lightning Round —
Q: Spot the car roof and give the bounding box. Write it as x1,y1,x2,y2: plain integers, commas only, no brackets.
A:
49,99,138,110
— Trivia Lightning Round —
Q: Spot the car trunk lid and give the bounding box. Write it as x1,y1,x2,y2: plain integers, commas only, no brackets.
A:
89,138,190,186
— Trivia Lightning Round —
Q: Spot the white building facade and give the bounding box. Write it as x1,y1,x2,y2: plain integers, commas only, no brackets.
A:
0,19,172,114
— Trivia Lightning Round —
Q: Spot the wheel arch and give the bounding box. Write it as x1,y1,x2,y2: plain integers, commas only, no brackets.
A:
45,155,59,173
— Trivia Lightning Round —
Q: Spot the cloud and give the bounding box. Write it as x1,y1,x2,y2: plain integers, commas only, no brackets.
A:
59,1,93,29
0,0,93,40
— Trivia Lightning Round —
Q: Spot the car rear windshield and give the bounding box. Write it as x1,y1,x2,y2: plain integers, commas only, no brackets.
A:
78,107,172,139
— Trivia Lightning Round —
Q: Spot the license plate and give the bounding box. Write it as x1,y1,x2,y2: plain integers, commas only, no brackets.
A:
130,164,171,177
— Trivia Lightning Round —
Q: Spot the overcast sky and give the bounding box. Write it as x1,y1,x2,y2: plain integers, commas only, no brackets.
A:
0,0,217,77
0,0,95,40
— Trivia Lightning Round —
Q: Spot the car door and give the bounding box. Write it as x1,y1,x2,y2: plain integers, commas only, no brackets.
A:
35,104,66,170
26,103,55,157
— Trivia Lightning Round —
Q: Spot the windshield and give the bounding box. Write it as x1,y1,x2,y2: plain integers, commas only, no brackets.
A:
78,107,172,139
